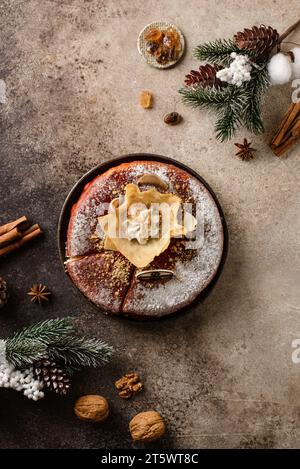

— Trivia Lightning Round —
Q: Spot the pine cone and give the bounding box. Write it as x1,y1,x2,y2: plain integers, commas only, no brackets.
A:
0,276,9,309
185,64,226,89
33,358,71,395
234,25,279,57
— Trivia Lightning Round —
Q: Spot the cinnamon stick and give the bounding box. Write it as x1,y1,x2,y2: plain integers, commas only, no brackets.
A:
290,118,300,137
271,102,297,144
0,224,42,258
0,216,29,236
271,101,300,148
272,138,291,155
21,224,41,237
0,227,22,247
272,133,300,156
273,119,300,156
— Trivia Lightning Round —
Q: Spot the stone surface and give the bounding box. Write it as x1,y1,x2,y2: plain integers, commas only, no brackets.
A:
0,0,300,449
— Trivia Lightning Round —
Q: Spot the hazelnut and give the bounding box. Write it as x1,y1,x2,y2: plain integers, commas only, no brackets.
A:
164,112,182,125
129,410,165,442
74,395,109,422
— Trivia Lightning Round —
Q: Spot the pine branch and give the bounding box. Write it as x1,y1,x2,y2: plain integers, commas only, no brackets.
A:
47,336,113,369
5,318,74,368
9,318,74,345
181,34,272,140
179,85,242,109
194,39,242,66
214,86,248,141
4,318,113,371
215,106,241,142
242,66,270,134
6,338,46,368
180,85,246,141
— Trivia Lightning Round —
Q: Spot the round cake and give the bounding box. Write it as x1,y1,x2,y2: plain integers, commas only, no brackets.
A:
65,160,224,318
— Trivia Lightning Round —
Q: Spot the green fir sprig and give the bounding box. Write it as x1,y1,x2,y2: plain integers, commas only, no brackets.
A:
48,335,113,370
242,66,270,134
5,338,46,368
180,33,271,141
5,318,113,369
180,84,245,109
180,84,249,141
8,317,73,344
215,100,243,142
194,39,242,66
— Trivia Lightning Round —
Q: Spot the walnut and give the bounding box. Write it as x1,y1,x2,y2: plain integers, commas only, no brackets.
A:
115,372,143,399
129,410,166,442
74,395,109,422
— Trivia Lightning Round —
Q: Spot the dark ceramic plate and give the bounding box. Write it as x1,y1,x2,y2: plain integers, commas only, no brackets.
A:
58,153,228,319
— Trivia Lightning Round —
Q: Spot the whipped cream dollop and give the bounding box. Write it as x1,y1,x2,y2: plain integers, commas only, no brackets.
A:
124,203,160,245
97,183,198,268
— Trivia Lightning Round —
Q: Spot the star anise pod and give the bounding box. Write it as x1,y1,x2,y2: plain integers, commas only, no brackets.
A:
234,138,256,161
28,284,51,304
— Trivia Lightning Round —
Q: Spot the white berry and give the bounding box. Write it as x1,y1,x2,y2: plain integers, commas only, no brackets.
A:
268,52,292,85
0,359,44,401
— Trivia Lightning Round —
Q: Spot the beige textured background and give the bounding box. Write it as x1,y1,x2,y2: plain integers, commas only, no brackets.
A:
0,0,300,449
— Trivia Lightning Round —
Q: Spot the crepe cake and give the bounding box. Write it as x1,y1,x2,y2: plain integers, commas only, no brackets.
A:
66,160,224,318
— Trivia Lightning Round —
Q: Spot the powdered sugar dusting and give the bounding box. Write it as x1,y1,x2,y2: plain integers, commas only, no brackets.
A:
67,252,133,313
122,168,224,317
67,161,224,317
